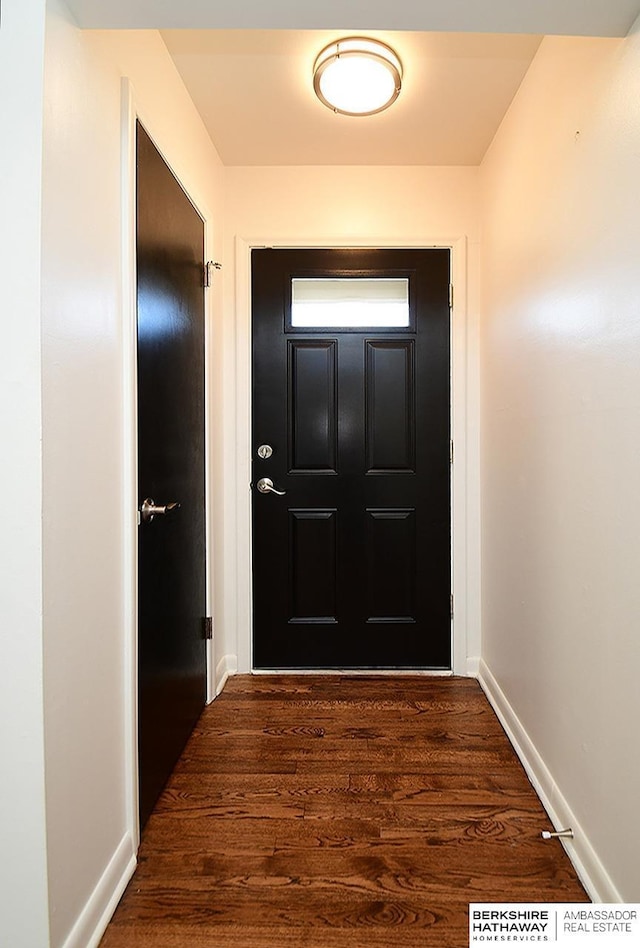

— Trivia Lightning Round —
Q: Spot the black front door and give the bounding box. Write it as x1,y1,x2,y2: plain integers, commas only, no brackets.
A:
136,123,207,828
252,248,451,669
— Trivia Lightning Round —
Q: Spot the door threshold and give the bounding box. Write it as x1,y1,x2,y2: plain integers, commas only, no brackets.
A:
251,668,454,676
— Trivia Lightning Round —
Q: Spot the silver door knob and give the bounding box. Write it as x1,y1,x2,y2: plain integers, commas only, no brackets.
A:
256,477,286,496
140,498,181,523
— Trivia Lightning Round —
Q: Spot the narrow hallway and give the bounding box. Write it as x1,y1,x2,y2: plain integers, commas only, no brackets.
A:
101,676,587,947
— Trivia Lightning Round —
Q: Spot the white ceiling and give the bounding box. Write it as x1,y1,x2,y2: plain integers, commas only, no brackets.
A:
64,0,640,167
161,30,542,167
66,0,640,36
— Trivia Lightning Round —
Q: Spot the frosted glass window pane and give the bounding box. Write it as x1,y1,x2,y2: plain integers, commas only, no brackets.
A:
291,278,409,328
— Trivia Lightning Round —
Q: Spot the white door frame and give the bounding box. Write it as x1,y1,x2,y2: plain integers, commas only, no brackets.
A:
120,79,216,849
233,234,479,678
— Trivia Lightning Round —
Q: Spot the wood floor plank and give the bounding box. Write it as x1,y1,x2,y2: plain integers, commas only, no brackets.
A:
112,856,584,904
100,675,588,948
295,752,523,775
302,800,554,833
174,740,516,764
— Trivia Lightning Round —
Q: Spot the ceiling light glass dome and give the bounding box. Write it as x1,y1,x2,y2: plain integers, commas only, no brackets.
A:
313,37,403,116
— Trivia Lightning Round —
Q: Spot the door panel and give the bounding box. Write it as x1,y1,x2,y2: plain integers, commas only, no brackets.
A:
289,341,337,472
289,509,338,621
252,248,450,669
136,123,207,829
366,508,416,622
365,340,416,471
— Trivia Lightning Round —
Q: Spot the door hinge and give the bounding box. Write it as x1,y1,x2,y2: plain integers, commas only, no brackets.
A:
203,616,213,640
448,283,454,309
204,260,222,288
450,439,454,464
450,594,454,620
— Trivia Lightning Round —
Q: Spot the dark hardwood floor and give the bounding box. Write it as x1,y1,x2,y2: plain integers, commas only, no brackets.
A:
100,676,588,947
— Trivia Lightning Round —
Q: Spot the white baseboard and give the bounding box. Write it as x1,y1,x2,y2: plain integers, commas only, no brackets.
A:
61,832,136,948
215,653,238,696
477,660,622,904
466,655,480,677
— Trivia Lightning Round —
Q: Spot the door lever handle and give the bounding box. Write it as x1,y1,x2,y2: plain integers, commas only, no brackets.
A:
140,498,181,523
256,477,286,496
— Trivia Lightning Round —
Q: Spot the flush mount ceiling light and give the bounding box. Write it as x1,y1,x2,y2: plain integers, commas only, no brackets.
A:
313,37,402,117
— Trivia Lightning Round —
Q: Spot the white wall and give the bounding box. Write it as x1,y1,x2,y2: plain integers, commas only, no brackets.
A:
223,166,482,674
480,31,640,900
41,5,225,946
0,1,51,945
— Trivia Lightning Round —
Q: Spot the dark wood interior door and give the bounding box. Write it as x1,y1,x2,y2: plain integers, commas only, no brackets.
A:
252,248,451,669
136,122,207,829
